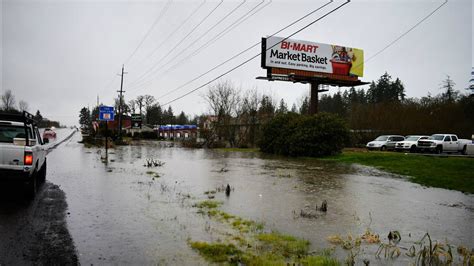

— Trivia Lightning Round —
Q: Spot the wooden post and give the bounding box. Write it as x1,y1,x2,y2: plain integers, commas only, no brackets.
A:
309,82,319,115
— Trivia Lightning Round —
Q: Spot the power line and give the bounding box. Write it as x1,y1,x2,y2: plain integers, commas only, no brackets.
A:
161,0,350,107
95,1,172,99
126,0,224,88
127,0,268,92
123,0,173,66
129,0,270,92
153,0,333,101
362,0,448,65
128,0,207,70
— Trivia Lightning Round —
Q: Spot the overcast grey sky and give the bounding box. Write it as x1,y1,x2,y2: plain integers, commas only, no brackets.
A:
1,0,472,126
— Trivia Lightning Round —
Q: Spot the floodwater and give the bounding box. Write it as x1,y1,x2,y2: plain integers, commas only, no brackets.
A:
45,134,473,264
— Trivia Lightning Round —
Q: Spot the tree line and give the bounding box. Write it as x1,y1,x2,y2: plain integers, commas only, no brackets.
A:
202,73,473,148
79,94,195,132
318,73,474,142
1,89,61,128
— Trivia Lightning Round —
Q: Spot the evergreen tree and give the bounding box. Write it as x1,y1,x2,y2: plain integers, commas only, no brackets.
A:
276,99,288,114
176,111,188,125
35,110,43,123
79,107,91,129
290,103,298,113
299,96,309,114
440,75,457,102
258,95,275,121
146,104,162,125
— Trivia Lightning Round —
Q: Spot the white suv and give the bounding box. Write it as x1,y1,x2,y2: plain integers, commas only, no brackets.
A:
395,135,429,152
366,135,405,151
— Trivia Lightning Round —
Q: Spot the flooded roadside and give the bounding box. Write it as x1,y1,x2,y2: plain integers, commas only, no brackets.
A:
47,136,473,264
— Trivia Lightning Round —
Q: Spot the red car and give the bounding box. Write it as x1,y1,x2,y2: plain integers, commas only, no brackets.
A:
42,128,56,140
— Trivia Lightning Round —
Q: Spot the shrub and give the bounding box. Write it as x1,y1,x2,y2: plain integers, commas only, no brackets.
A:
140,131,157,139
259,112,349,157
259,112,300,155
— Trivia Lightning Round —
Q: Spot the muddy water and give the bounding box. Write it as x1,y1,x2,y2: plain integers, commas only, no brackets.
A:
47,136,473,264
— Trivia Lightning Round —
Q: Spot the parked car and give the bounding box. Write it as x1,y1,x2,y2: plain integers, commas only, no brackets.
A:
0,111,47,198
395,135,429,152
366,135,405,151
417,134,471,154
42,127,56,140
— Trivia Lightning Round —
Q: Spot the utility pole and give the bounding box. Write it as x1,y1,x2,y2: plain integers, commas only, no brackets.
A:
117,65,127,140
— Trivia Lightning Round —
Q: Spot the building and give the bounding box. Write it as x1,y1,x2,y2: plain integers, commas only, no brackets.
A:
157,125,198,139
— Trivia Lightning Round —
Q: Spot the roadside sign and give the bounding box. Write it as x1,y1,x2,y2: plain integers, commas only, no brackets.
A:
131,113,142,129
99,106,114,121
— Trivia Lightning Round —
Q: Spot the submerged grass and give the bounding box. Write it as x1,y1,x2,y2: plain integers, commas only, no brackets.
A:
193,200,223,209
189,242,242,263
190,200,338,265
256,232,310,258
323,151,474,193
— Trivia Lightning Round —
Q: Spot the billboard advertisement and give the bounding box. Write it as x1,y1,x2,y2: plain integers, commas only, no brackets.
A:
262,36,364,77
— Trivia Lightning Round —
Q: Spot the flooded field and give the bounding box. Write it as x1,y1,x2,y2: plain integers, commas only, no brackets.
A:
46,135,473,264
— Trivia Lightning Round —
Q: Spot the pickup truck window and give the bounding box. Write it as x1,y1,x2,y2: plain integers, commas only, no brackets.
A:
430,135,444,141
0,125,27,143
451,136,458,141
444,136,451,142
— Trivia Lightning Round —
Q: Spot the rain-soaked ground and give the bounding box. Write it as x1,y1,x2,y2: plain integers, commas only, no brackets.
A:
2,131,473,264
43,133,473,264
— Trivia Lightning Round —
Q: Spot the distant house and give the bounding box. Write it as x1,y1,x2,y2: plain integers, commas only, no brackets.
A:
106,115,131,131
202,115,218,130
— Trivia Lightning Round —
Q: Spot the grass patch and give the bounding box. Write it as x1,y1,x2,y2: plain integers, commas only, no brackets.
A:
189,241,242,263
300,255,340,266
216,147,260,153
190,200,338,265
193,200,223,209
323,151,474,193
257,232,310,258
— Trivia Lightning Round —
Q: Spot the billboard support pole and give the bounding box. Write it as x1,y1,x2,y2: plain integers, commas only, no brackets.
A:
309,82,319,115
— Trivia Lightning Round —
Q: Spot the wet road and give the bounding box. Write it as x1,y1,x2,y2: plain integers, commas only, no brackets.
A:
1,132,473,264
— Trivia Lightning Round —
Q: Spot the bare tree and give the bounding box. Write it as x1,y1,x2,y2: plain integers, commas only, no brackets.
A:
135,95,145,115
128,100,137,114
237,89,260,146
1,90,16,111
203,81,241,147
143,95,155,124
19,100,29,112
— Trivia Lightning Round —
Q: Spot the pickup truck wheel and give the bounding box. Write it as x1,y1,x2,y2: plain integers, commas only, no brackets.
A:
380,146,386,151
462,145,467,155
410,145,417,153
39,160,47,183
25,173,37,199
435,146,443,154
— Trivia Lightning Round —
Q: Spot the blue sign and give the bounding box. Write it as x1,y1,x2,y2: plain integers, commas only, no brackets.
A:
99,106,114,121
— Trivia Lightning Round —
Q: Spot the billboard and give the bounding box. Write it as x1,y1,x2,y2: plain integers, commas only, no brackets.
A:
262,36,364,77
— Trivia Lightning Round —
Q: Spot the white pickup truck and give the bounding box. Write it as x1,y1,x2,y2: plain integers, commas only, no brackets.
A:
417,134,472,154
0,111,48,198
